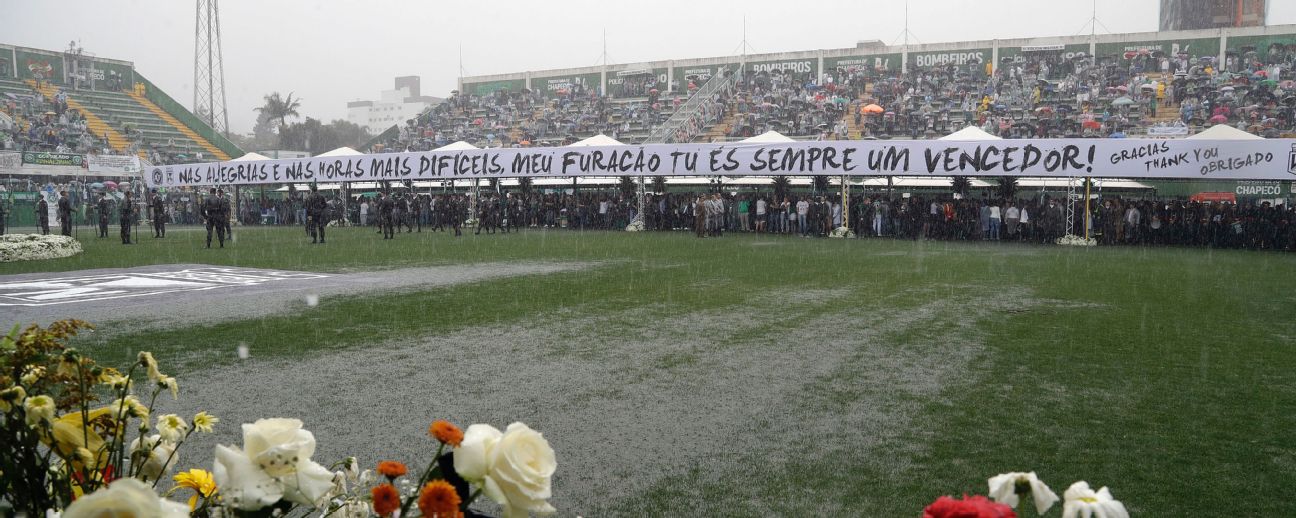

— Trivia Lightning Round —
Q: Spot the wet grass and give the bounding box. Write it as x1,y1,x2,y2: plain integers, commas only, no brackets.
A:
6,226,1296,516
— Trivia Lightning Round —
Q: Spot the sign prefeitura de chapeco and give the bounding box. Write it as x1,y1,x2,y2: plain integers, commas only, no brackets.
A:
144,139,1296,188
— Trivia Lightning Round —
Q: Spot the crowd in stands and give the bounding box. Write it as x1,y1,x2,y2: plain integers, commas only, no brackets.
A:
1,89,105,154
0,83,206,165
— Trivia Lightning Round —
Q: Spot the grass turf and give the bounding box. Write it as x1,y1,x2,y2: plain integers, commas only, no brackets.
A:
4,225,1294,516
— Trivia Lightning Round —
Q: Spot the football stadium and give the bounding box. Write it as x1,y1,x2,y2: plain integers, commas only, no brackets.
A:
2,1,1296,517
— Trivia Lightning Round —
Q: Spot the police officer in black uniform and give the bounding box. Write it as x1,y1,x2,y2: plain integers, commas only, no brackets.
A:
150,189,167,238
36,194,50,235
119,191,134,244
219,189,233,241
378,192,396,239
306,183,327,244
202,187,225,248
96,191,111,237
57,190,72,236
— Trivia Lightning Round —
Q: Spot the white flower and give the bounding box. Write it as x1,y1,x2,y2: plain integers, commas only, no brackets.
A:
828,226,855,238
0,234,83,262
988,471,1059,515
24,394,55,427
62,478,187,518
130,434,178,481
1062,481,1129,518
213,418,335,510
344,456,360,482
155,414,188,442
455,422,557,518
138,352,164,383
111,396,149,420
21,366,45,386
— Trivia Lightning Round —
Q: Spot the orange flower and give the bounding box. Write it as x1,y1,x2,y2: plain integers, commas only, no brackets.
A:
376,460,408,479
371,484,401,516
429,420,464,447
418,480,463,518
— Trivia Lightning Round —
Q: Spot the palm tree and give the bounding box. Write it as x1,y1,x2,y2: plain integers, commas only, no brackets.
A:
996,176,1018,201
952,176,971,197
518,176,533,194
651,176,666,194
772,176,791,200
254,92,302,132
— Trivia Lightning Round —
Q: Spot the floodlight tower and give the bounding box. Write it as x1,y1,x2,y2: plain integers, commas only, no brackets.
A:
193,0,229,136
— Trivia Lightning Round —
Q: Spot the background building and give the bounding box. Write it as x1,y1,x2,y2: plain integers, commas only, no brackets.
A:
1160,0,1266,31
346,76,441,134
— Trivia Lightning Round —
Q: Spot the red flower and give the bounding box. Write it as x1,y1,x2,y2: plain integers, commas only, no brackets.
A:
377,460,408,479
924,494,1017,518
371,484,401,516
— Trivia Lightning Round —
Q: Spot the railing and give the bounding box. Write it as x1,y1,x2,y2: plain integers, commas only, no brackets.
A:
644,63,743,144
132,73,244,158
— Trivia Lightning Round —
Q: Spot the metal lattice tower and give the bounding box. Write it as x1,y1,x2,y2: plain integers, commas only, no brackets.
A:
193,0,229,135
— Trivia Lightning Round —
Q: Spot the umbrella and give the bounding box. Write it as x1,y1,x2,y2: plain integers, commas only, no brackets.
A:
1035,106,1053,114
103,181,118,191
1082,120,1103,130
1109,131,1127,138
90,182,104,190
1115,85,1129,92
1111,96,1135,106
1140,84,1155,90
1221,85,1235,92
1209,114,1229,124
861,104,884,114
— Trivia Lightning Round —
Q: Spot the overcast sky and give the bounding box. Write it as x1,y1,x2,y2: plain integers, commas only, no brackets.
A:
5,1,1295,134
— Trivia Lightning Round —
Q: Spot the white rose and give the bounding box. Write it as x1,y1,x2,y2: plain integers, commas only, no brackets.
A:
63,478,188,518
212,418,335,510
454,424,502,483
455,422,556,518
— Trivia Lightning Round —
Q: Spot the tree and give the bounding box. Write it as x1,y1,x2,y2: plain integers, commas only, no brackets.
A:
772,176,790,199
996,176,1018,201
652,176,666,194
812,176,829,195
278,118,371,155
254,92,302,132
952,176,971,196
619,176,636,198
518,176,533,194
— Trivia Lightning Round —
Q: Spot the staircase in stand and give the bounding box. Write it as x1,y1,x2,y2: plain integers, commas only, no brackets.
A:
124,89,230,160
643,64,743,144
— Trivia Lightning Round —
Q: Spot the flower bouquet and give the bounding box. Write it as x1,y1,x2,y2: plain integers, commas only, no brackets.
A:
923,471,1128,518
1055,234,1097,247
1,320,559,518
624,217,645,232
0,234,83,262
828,226,855,238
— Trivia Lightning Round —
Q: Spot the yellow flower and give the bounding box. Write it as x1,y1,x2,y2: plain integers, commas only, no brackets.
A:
155,414,188,442
192,411,218,433
101,369,130,391
0,386,26,412
172,468,218,510
23,394,55,427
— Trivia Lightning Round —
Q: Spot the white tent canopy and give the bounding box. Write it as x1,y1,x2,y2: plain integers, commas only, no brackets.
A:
317,147,363,157
939,126,1002,141
740,131,796,143
434,141,480,151
231,152,271,161
1187,124,1263,140
567,134,625,147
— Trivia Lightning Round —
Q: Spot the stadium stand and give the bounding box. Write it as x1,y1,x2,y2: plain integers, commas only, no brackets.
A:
0,44,239,164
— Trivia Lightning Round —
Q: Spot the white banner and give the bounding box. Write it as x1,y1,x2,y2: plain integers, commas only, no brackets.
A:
87,154,142,175
143,139,1296,188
